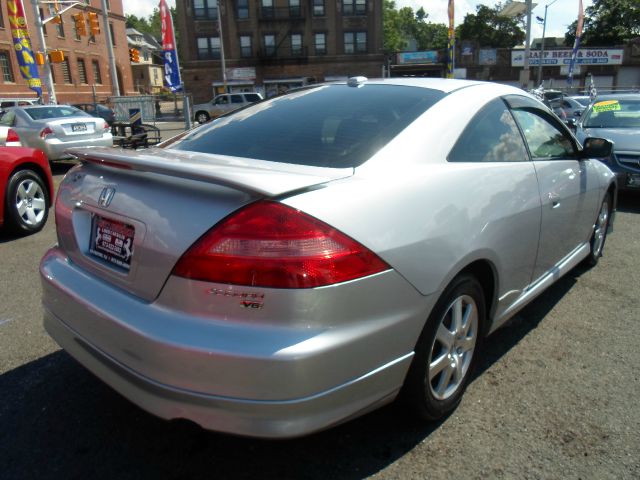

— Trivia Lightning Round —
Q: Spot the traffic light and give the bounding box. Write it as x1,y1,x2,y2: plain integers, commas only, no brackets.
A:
87,12,100,35
48,50,65,63
72,13,87,36
35,52,45,65
129,48,140,63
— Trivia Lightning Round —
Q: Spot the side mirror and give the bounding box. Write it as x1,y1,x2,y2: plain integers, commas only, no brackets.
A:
581,137,613,159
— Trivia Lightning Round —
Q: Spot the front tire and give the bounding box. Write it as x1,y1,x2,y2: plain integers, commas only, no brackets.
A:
584,193,611,267
401,274,485,421
195,111,210,124
4,169,49,235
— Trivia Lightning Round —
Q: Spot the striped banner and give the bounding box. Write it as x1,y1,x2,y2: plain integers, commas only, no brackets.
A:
447,0,455,78
567,0,584,85
7,0,41,96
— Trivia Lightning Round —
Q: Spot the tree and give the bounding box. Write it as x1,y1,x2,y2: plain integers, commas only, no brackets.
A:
383,1,449,52
457,4,525,48
565,0,640,46
383,0,410,52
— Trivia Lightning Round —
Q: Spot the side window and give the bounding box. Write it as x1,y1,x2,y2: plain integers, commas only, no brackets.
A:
231,95,244,104
448,98,528,163
215,96,229,105
0,110,15,126
511,109,577,159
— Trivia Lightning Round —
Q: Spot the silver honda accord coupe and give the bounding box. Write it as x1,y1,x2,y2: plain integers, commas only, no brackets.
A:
40,78,616,438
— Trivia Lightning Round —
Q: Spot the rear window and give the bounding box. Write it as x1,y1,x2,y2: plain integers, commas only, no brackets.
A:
170,84,445,168
23,106,89,120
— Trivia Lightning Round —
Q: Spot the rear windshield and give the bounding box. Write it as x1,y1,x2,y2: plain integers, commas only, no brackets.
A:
170,84,445,168
24,106,89,120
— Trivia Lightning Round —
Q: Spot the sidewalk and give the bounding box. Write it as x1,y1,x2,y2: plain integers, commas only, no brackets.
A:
150,121,188,141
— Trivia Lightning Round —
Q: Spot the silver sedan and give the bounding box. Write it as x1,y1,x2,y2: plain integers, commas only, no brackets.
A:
0,105,112,160
40,78,616,438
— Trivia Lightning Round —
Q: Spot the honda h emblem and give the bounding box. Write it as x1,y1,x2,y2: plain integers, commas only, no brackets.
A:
98,187,115,208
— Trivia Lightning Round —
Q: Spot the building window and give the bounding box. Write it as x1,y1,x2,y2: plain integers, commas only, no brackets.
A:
105,0,110,10
290,33,302,56
289,0,301,17
53,10,65,37
109,23,115,45
263,34,275,56
92,60,102,84
344,31,367,53
73,18,81,40
194,0,218,20
197,36,221,60
261,0,274,18
61,58,72,83
240,35,252,57
237,0,249,19
343,0,366,16
77,58,88,83
39,9,47,35
143,49,149,61
0,3,5,28
313,0,325,16
0,51,14,82
314,32,326,55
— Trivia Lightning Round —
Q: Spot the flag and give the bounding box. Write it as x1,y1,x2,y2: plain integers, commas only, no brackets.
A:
447,0,455,78
7,0,42,97
160,0,182,92
567,0,584,86
589,75,597,102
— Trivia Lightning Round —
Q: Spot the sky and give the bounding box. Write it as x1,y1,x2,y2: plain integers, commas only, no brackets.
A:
123,0,591,41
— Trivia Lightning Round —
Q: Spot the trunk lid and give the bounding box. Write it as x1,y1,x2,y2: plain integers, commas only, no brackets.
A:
55,147,352,301
41,116,106,140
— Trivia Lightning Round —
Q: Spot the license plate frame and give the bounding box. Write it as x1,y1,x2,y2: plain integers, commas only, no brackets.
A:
89,215,135,270
72,123,88,132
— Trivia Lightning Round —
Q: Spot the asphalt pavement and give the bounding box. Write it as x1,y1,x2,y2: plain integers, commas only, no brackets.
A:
1,170,638,479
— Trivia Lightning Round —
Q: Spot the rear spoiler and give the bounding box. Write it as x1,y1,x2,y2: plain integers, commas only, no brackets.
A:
68,147,352,197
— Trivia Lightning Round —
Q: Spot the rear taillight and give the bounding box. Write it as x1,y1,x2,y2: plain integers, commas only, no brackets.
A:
6,128,20,143
103,121,110,132
40,126,54,139
173,201,390,289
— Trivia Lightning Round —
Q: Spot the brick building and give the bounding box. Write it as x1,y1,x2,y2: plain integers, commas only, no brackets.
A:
0,0,134,104
175,0,384,102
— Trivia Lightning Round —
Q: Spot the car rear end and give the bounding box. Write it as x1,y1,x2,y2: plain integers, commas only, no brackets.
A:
37,116,112,160
40,147,432,438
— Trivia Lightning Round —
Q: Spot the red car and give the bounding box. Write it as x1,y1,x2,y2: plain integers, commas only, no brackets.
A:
0,147,54,235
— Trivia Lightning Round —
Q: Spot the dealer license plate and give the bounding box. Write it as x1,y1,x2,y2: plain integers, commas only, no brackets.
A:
72,123,87,132
89,215,135,270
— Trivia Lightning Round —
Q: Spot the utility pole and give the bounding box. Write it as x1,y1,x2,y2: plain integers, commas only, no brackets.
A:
29,0,64,103
536,0,559,87
100,0,120,96
216,0,227,94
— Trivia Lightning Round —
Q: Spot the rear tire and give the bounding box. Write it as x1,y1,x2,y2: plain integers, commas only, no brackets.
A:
584,193,611,267
401,274,485,421
4,169,49,235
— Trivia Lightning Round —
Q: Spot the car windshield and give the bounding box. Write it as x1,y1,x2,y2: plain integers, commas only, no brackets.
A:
583,98,640,128
170,84,445,168
23,106,89,120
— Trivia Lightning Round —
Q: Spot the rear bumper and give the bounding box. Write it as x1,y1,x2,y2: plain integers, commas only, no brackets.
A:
42,134,113,160
40,248,429,438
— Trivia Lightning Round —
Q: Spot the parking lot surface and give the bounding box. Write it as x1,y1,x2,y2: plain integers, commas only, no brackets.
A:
1,166,638,479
